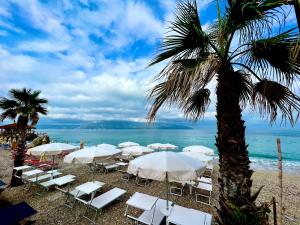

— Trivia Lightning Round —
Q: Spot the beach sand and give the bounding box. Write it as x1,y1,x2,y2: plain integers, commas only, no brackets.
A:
0,149,299,225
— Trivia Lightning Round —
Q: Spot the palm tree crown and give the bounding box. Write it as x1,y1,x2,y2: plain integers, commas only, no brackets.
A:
148,0,300,125
0,88,48,126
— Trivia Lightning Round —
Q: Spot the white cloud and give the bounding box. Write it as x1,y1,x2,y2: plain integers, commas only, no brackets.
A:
0,6,10,18
19,40,70,53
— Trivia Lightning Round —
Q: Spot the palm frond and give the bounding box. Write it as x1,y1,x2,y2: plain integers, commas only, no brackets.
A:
149,0,214,66
148,82,171,121
234,70,254,108
0,109,17,121
225,0,286,41
182,88,210,120
0,98,19,110
244,29,300,85
9,88,32,103
252,79,300,125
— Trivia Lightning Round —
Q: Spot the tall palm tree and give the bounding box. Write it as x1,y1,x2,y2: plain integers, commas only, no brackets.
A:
0,88,48,186
148,1,300,224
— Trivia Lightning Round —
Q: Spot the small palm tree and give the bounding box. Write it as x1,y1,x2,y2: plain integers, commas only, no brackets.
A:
148,1,300,224
0,88,48,186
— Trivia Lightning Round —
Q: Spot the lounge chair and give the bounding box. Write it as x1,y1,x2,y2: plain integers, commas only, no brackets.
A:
203,165,213,178
135,176,150,187
136,199,173,225
104,164,120,173
65,181,105,208
118,170,135,182
28,171,62,183
39,175,76,192
194,182,212,205
0,201,37,225
166,205,212,225
83,187,126,223
197,176,212,184
170,182,185,196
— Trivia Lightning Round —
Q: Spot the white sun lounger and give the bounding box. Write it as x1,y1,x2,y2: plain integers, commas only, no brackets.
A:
13,165,32,171
104,164,120,173
167,205,212,225
83,187,126,223
137,199,173,225
39,175,76,191
197,177,212,184
22,169,44,177
125,192,159,225
65,181,106,208
28,171,62,183
195,182,212,205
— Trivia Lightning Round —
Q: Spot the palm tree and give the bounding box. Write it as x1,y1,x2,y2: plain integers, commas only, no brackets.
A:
148,1,300,224
0,88,48,186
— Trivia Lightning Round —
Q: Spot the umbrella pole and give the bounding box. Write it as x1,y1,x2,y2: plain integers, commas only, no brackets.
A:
166,173,169,210
52,155,54,179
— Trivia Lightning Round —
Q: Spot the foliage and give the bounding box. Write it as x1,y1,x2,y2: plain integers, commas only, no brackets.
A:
148,0,300,125
0,88,48,126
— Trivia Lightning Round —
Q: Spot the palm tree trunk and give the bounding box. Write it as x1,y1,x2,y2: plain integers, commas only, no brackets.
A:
10,116,28,187
215,68,266,225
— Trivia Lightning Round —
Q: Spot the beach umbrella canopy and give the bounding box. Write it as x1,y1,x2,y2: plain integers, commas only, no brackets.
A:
182,145,214,156
147,143,177,150
147,143,163,149
97,143,116,150
161,143,177,150
64,146,121,164
179,152,213,164
128,152,205,181
122,146,154,156
128,151,205,211
27,143,78,156
118,141,139,148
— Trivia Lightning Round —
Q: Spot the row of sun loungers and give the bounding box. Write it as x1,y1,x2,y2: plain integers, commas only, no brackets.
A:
8,164,214,224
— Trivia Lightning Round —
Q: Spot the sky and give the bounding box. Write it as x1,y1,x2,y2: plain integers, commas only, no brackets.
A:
0,0,298,126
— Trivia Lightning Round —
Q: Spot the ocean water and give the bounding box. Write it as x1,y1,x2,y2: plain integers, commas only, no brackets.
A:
40,129,300,173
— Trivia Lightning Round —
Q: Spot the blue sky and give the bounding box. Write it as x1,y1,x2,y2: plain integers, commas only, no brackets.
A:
0,0,298,126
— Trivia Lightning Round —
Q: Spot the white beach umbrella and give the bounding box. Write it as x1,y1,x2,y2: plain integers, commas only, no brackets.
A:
179,152,213,164
28,143,78,176
27,143,78,156
64,146,121,164
182,145,215,156
147,143,163,149
161,143,177,150
118,141,139,148
122,146,154,156
128,151,205,211
97,143,116,150
147,143,177,150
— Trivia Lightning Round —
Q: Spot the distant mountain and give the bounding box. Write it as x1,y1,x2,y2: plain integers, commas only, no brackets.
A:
32,116,300,130
36,118,194,129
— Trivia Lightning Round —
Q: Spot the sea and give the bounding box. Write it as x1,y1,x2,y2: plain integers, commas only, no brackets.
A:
40,128,300,174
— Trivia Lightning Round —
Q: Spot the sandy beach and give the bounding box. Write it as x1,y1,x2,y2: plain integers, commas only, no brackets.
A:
0,149,299,225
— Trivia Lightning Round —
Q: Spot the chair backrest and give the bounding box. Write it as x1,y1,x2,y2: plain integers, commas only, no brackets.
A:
0,202,37,225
